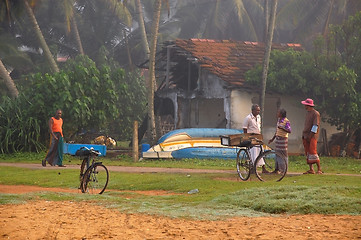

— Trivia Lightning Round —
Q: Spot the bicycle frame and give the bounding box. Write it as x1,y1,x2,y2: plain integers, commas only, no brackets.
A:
236,144,287,181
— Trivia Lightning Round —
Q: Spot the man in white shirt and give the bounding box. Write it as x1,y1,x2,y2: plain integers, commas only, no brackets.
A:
243,104,268,172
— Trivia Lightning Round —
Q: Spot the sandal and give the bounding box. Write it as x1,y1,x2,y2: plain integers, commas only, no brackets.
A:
303,170,315,174
316,170,323,174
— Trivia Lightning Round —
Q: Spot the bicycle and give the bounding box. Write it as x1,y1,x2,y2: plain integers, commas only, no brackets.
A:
76,147,109,194
221,133,287,182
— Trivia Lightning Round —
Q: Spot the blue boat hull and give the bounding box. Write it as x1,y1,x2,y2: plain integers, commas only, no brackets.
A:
171,147,240,159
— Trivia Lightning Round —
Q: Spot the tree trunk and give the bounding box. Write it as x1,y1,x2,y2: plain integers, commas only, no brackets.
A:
147,0,162,144
260,0,278,127
322,0,334,37
124,29,133,70
136,0,150,57
263,0,269,42
71,17,84,55
0,59,19,98
24,0,59,73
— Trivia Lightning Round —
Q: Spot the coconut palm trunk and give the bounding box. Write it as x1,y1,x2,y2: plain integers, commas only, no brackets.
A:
0,59,19,98
263,0,269,42
260,0,278,125
23,0,59,73
136,0,150,56
71,17,85,55
147,0,162,143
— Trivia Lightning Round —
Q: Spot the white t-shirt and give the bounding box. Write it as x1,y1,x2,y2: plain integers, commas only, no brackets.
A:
243,113,261,134
243,113,264,165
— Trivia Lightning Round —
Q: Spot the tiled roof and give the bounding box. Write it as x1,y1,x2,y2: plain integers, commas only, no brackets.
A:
173,38,303,87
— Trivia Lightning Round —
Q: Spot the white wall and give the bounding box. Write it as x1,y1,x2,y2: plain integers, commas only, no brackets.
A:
230,90,258,129
229,91,341,154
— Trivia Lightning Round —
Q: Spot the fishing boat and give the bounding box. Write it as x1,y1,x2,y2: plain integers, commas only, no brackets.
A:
142,128,243,159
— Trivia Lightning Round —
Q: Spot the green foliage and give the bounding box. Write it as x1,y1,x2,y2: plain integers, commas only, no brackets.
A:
23,55,146,141
0,95,44,153
245,47,359,132
328,11,361,131
245,49,314,95
246,11,361,133
248,12,361,133
0,56,146,153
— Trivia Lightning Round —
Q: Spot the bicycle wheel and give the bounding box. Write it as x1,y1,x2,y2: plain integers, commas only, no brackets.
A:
79,157,89,180
81,164,109,194
236,149,251,181
254,150,287,182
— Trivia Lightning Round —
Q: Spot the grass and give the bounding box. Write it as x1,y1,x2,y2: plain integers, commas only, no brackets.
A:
0,152,360,220
1,152,361,174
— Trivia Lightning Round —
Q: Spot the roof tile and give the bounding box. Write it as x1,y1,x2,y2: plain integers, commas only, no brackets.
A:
173,39,303,86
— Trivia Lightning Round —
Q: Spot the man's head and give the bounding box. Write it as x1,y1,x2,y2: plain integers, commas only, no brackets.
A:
251,104,261,117
55,109,62,119
301,98,314,111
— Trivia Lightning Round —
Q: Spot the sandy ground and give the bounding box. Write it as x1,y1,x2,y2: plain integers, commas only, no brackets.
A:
0,184,361,240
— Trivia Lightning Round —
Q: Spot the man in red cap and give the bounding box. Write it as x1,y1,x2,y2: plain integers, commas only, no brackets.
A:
301,98,323,174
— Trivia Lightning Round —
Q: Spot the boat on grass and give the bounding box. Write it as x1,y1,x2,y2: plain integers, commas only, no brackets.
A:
142,128,243,159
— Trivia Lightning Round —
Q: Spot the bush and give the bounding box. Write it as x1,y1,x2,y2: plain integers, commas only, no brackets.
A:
0,56,146,153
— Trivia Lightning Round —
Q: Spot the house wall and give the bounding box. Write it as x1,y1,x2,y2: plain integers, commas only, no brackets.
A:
199,72,228,98
176,72,229,128
190,98,226,127
229,90,340,154
177,97,226,128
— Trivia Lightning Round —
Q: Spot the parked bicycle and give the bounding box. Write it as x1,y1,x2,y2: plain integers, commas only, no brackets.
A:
221,133,287,182
76,147,109,194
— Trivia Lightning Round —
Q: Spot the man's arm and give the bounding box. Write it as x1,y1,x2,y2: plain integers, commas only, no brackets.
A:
48,118,58,140
308,112,319,140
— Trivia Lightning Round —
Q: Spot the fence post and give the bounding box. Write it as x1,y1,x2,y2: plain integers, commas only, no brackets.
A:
133,121,139,162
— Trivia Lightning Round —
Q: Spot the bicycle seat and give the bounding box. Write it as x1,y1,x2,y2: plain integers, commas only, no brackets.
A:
75,147,91,156
75,146,101,156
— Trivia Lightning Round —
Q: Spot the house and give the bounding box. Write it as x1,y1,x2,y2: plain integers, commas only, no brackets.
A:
149,38,339,154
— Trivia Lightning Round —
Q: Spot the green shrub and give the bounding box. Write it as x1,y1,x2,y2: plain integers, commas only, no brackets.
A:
0,56,146,153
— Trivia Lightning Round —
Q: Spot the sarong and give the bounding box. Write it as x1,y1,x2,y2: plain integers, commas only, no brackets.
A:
249,145,264,167
44,132,63,166
275,136,288,172
303,138,319,164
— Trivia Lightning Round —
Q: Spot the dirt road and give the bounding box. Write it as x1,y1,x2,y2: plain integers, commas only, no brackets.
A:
1,163,360,239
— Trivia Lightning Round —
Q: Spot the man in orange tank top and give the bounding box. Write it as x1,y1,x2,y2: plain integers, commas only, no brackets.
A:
42,109,65,167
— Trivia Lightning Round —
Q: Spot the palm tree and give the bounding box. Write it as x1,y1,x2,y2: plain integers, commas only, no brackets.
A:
134,0,150,57
173,0,263,41
71,15,84,55
0,59,19,98
260,0,278,124
0,33,33,98
276,0,361,49
23,0,59,73
62,0,85,55
122,0,150,68
147,0,162,143
69,0,132,63
0,0,33,97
